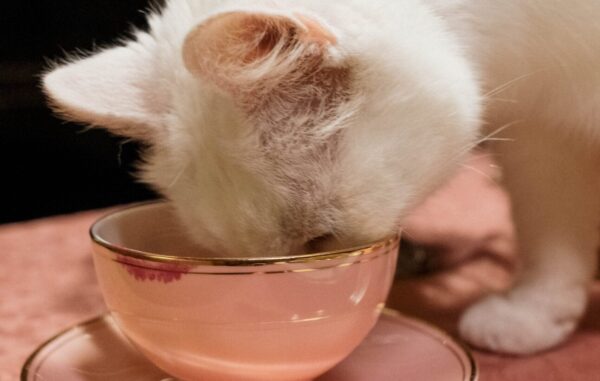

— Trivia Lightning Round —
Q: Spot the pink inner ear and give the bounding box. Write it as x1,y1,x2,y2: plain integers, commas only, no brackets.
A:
237,14,297,62
293,14,337,46
182,11,337,86
182,12,293,79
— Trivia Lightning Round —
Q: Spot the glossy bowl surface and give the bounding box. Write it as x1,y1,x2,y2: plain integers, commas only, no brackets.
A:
90,202,399,381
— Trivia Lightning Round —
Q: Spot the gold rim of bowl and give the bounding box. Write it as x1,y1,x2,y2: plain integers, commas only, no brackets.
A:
90,201,400,267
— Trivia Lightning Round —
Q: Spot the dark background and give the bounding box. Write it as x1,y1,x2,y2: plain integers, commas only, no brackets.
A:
0,1,167,223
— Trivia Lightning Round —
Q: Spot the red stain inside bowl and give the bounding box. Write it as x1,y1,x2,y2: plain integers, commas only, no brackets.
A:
117,256,192,283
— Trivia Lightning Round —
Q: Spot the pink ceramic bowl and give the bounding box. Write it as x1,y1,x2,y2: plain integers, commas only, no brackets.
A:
90,202,399,381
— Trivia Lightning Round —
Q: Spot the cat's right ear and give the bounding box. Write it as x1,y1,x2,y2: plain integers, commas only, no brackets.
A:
42,44,166,141
182,11,339,93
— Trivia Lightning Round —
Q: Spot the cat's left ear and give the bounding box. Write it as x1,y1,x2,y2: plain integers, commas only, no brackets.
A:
43,44,166,141
182,11,340,93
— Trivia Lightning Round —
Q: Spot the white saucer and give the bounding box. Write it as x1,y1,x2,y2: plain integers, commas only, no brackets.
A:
22,310,477,381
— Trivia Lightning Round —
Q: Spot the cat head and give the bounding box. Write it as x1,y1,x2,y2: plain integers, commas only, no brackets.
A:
43,0,481,257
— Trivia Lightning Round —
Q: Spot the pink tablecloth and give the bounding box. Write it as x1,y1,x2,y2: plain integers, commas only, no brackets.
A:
3,152,600,380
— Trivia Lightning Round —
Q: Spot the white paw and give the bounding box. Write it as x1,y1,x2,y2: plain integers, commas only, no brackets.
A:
459,290,585,355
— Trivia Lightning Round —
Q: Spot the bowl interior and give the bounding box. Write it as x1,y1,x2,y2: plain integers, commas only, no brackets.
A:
91,202,206,257
91,202,399,264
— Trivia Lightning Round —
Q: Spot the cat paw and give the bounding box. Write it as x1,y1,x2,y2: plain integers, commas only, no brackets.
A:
458,292,582,355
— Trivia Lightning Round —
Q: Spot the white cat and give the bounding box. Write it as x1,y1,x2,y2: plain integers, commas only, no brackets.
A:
43,0,600,355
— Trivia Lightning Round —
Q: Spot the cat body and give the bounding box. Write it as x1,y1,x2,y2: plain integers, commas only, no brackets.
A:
43,0,600,354
437,1,600,354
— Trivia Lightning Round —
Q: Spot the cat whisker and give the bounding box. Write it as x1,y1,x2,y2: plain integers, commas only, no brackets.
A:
458,163,498,183
483,71,542,99
455,119,522,158
480,137,515,142
166,165,187,189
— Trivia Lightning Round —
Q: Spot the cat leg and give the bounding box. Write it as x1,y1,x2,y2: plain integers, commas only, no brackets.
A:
459,124,600,354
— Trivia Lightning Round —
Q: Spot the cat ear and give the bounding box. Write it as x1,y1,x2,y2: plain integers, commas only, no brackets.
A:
182,11,338,93
42,44,166,140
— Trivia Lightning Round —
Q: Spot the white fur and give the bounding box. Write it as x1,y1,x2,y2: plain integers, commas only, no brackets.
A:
42,0,600,354
43,0,480,257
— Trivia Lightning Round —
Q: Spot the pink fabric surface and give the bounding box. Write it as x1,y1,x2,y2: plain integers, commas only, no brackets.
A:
2,152,599,380
1,209,109,381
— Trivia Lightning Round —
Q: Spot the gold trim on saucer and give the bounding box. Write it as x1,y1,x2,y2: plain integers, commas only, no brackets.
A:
20,315,107,381
383,309,479,381
90,201,400,267
21,309,477,381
